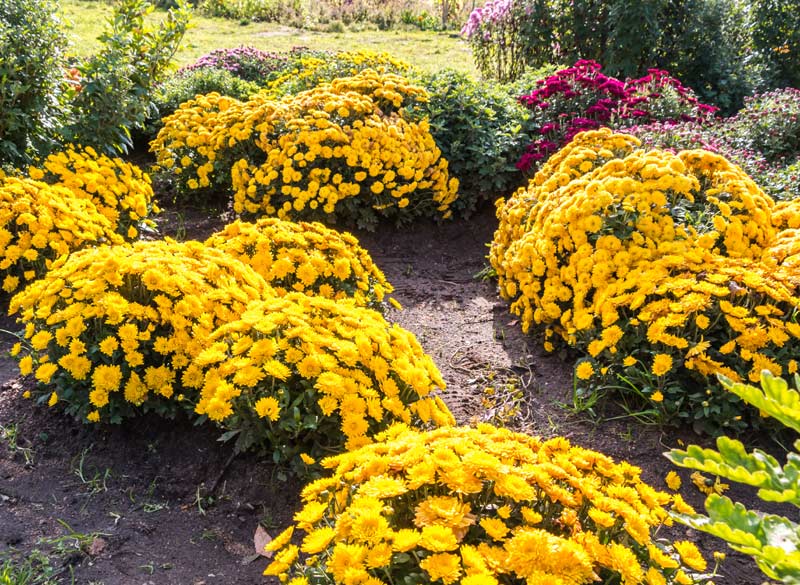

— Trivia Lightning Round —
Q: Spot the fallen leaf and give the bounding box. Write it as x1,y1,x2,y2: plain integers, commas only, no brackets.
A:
87,537,106,557
254,525,273,558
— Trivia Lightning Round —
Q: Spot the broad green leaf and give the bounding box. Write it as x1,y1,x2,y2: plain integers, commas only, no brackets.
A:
719,372,800,433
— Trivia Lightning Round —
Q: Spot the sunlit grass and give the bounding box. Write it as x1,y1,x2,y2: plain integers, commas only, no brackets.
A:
58,0,477,75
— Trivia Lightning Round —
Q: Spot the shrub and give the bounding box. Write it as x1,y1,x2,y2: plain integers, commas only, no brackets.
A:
29,146,159,240
193,294,454,462
667,371,800,582
60,0,190,155
491,129,800,434
0,175,122,294
0,0,69,167
408,69,529,216
515,60,718,173
263,50,412,97
265,423,712,584
147,68,262,140
9,240,273,423
205,218,392,308
151,70,458,228
178,46,291,84
725,88,800,164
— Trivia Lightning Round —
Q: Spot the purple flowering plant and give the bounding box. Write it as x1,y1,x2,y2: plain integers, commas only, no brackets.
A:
179,46,290,84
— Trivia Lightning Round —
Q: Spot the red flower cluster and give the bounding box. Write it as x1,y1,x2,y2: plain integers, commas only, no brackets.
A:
517,60,718,172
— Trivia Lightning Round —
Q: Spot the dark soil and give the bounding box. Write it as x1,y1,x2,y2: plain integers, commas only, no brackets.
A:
0,202,776,584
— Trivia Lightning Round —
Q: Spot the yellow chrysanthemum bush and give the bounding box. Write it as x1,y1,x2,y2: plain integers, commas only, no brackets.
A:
265,423,714,585
151,69,458,229
29,146,160,241
205,218,392,309
491,128,800,433
262,49,412,98
0,174,123,294
9,240,272,423
193,294,453,463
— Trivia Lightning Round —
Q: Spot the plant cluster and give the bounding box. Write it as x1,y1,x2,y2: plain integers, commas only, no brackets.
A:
266,422,712,584
178,46,290,84
30,146,160,240
668,371,800,583
515,60,718,173
491,129,800,434
147,68,262,140
0,174,122,294
151,69,458,229
9,240,273,423
408,68,529,215
262,50,412,98
205,218,392,308
724,88,800,164
195,294,453,459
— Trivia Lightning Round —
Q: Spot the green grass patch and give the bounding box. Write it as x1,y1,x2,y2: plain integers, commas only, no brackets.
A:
58,0,476,74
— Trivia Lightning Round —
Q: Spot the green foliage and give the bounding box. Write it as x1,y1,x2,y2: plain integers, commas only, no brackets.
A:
146,67,261,140
667,372,800,582
464,0,753,112
61,0,191,155
0,0,69,167
751,0,800,90
198,0,304,25
408,68,528,216
727,89,800,164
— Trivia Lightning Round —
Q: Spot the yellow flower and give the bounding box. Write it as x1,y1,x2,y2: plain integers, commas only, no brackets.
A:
575,361,594,380
255,396,280,421
690,472,729,496
87,411,100,422
674,540,707,572
420,552,462,585
47,391,58,406
651,391,664,402
651,354,673,376
665,471,681,491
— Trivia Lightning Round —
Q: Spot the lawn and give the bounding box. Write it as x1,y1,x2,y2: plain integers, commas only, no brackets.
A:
59,0,477,74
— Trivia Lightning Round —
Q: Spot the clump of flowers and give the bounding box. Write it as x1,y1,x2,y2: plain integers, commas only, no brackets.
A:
0,175,122,294
265,423,713,584
625,119,800,202
491,128,800,433
263,49,412,98
194,294,453,463
151,70,458,228
10,240,273,423
205,218,392,308
29,146,159,240
178,45,290,84
516,60,718,173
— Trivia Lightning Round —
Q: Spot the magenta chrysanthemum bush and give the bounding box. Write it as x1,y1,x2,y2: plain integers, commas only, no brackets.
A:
516,60,718,173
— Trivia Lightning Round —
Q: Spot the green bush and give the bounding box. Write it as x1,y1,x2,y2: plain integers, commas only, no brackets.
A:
667,371,800,582
409,68,529,216
0,0,69,167
60,0,190,155
726,88,800,163
145,68,262,140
